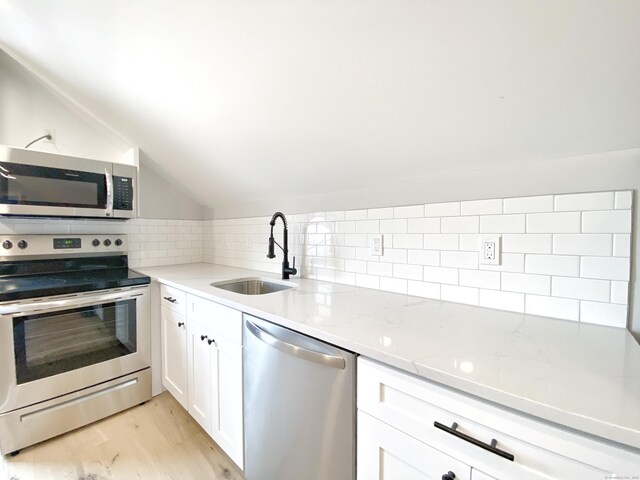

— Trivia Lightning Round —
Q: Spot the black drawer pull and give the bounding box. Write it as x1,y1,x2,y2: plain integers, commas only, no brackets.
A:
163,296,177,304
177,322,184,327
434,421,515,462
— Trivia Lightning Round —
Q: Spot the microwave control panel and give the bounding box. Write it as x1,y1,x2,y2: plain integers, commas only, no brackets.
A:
113,176,134,211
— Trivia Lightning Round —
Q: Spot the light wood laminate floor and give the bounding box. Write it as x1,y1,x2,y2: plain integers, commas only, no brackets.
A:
0,392,244,480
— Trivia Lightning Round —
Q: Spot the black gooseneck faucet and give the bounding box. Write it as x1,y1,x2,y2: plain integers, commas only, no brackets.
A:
267,212,297,279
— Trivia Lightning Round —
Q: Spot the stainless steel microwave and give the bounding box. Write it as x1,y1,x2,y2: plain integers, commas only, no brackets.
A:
0,145,137,219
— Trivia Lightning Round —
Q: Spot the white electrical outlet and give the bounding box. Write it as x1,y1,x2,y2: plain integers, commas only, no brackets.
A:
370,234,383,256
480,235,500,265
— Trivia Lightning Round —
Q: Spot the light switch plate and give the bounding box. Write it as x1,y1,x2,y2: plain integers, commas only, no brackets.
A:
480,235,500,265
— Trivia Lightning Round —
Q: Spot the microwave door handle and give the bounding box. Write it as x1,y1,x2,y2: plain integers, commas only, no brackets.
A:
105,169,113,217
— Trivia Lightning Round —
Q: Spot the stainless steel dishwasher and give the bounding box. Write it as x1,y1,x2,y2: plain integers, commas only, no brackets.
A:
243,314,356,480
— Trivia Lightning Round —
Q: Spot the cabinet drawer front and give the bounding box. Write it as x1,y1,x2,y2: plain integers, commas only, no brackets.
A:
358,358,631,480
358,410,471,480
161,284,187,316
188,294,242,344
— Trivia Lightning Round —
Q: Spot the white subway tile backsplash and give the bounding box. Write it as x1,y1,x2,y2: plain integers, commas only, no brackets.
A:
459,234,480,252
368,207,394,219
407,249,440,266
503,195,554,214
479,253,525,273
459,269,500,290
424,266,458,285
380,277,407,294
441,216,479,233
480,289,524,313
581,257,630,281
407,280,440,299
461,199,503,216
392,234,423,249
610,281,629,305
441,251,478,269
441,285,479,306
552,277,610,302
581,210,632,234
425,202,460,217
380,219,407,234
356,274,380,289
407,217,440,234
613,234,631,257
368,262,393,277
580,301,627,328
394,205,424,218
502,272,550,295
424,233,459,251
526,295,580,321
345,259,367,274
552,234,612,256
525,254,580,277
345,209,367,220
378,248,408,264
614,191,633,210
480,214,525,234
393,263,423,280
502,234,552,254
355,220,379,233
201,189,630,327
345,234,367,247
526,212,581,233
555,192,614,212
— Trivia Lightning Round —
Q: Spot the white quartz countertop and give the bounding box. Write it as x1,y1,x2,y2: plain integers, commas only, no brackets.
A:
137,263,640,451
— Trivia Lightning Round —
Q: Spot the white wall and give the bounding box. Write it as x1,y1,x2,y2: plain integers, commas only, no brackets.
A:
1,1,638,209
0,49,206,220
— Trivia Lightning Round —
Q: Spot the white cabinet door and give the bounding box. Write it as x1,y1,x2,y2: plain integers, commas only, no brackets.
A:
187,322,214,434
358,410,471,480
210,337,243,468
161,306,188,408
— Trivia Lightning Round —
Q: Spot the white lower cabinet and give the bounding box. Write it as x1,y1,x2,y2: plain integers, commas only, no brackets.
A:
160,305,188,408
160,283,243,470
357,357,640,480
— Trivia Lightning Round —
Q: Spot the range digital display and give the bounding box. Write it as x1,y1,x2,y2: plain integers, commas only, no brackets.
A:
53,238,82,249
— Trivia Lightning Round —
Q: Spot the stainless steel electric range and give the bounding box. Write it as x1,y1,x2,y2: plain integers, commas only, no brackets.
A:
0,234,151,455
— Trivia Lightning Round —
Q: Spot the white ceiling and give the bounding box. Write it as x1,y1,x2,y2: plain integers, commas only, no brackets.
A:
1,0,639,211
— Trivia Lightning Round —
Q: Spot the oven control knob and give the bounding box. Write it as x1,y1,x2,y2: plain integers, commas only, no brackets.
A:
92,239,100,247
17,240,27,249
2,240,12,250
104,239,112,247
115,239,123,246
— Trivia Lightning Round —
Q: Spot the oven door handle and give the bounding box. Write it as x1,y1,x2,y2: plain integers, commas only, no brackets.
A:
0,290,145,315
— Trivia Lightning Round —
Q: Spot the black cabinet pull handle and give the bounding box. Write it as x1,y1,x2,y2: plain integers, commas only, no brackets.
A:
163,296,177,304
201,335,208,341
442,472,456,480
177,322,184,327
207,338,215,345
434,421,515,462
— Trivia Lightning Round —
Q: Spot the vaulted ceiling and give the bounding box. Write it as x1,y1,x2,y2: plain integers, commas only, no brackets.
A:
1,0,639,213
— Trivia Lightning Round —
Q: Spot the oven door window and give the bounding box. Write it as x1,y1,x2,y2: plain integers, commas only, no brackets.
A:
0,162,107,209
12,300,137,384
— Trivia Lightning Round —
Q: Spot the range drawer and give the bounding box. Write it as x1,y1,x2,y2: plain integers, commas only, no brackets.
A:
160,284,187,316
358,357,638,480
187,294,242,344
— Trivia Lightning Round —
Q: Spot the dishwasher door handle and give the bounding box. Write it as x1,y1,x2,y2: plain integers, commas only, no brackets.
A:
245,319,346,369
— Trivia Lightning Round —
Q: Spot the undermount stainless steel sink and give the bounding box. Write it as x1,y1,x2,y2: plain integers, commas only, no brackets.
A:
210,277,295,295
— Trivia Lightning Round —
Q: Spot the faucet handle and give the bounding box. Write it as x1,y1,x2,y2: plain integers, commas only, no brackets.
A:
291,256,297,276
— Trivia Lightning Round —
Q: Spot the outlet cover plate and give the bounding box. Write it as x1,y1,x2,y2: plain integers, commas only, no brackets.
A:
370,234,383,256
480,235,500,265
